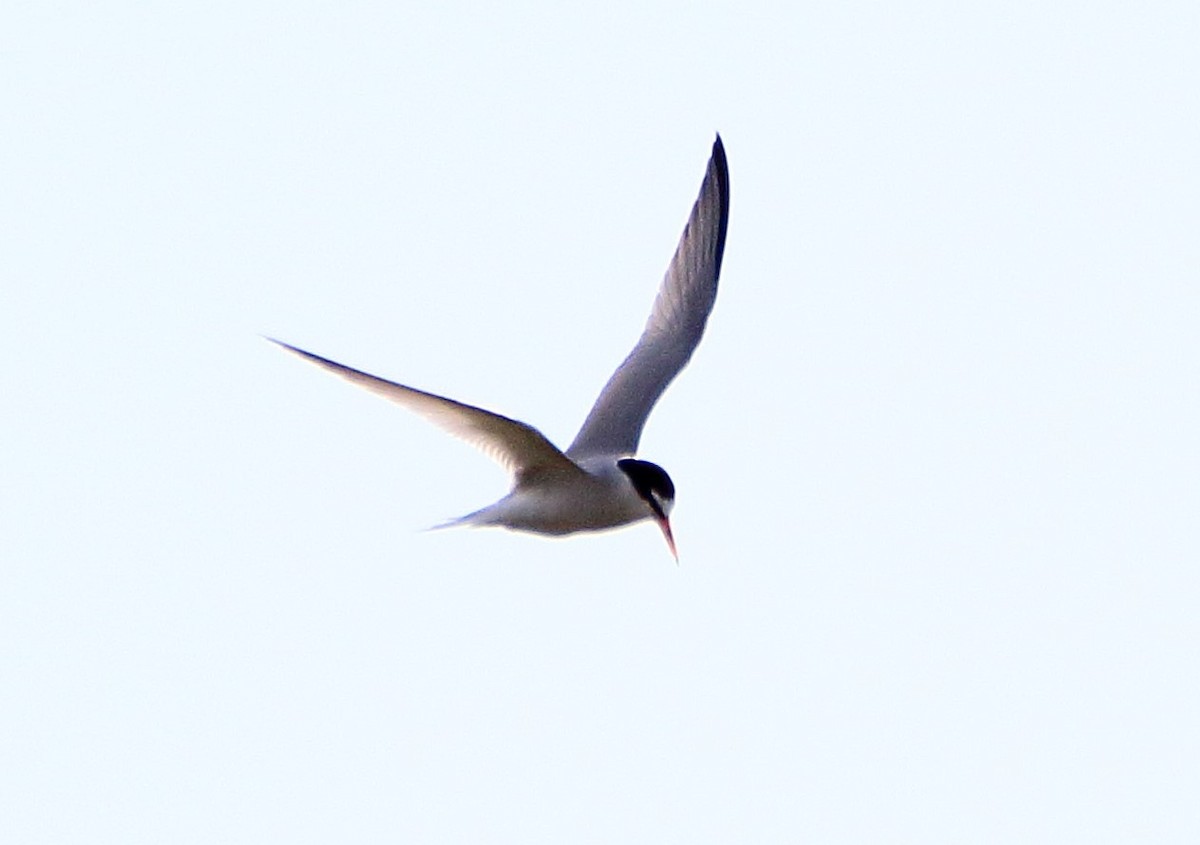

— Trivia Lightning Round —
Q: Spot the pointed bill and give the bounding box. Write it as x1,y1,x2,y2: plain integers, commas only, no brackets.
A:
657,515,678,563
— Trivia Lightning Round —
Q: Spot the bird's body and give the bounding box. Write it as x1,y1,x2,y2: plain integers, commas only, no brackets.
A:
452,457,653,536
271,136,729,559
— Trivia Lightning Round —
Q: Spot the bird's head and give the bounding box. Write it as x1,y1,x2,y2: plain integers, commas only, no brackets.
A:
617,458,677,560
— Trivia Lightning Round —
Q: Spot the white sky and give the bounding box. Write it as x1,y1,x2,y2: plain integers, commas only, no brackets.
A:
3,1,1198,842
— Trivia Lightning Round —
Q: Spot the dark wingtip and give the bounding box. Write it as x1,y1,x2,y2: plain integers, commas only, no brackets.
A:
711,134,728,185
263,336,311,360
263,336,337,369
263,335,302,353
707,133,730,278
711,133,727,173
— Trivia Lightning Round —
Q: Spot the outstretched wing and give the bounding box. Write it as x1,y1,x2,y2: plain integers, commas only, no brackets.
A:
269,339,584,487
566,135,730,459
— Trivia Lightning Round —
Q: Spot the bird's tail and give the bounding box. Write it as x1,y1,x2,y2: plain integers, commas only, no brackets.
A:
425,504,499,532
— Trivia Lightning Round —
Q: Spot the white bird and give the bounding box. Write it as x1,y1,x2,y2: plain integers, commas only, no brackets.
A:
271,136,729,559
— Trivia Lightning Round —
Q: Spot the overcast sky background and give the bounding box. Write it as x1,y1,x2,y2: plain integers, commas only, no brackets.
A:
3,2,1198,842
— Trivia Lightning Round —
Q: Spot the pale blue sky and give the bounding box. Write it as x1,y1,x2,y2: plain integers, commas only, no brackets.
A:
3,2,1198,842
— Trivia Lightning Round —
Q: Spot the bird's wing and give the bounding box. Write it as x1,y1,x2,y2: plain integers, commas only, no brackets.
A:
269,339,584,486
566,135,729,460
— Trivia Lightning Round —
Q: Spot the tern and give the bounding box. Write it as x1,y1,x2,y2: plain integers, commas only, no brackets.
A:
271,135,729,559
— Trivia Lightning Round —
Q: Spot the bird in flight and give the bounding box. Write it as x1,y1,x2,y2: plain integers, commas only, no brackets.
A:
271,135,729,559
